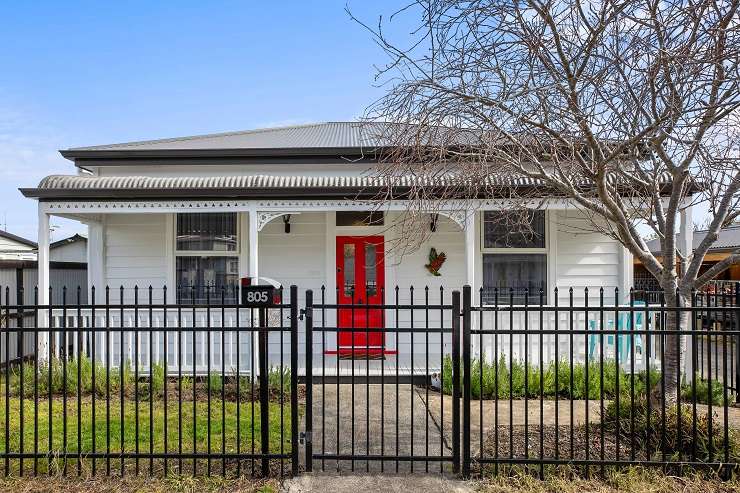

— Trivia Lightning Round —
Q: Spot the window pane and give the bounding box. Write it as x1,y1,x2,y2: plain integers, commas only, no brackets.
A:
336,211,384,226
176,256,239,303
482,253,547,303
483,211,545,248
176,213,237,251
343,243,355,297
365,243,377,296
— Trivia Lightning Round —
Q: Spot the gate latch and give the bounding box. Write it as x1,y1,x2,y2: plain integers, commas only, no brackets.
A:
299,309,306,321
299,431,312,444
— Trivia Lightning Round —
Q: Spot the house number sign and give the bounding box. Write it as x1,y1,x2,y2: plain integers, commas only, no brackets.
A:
241,285,275,308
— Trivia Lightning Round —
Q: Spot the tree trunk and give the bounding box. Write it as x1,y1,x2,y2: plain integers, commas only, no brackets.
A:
652,289,689,405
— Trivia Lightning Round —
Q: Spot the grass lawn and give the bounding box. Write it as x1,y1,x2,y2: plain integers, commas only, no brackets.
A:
0,395,295,476
477,467,740,492
0,468,738,493
0,474,279,493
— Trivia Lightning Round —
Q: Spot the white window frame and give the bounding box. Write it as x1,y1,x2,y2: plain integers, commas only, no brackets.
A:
480,210,550,303
172,212,241,299
174,212,241,259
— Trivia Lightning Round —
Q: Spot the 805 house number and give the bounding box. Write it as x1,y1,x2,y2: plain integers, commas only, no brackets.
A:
241,285,275,308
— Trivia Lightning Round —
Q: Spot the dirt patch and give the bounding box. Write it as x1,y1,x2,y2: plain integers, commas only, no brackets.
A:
476,424,636,465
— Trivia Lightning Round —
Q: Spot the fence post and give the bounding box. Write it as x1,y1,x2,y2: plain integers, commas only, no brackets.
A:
258,306,269,477
735,283,740,404
451,290,461,474
304,289,314,472
290,285,299,475
462,286,472,478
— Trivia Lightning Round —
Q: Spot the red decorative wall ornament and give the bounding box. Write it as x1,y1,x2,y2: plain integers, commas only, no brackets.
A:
425,247,447,276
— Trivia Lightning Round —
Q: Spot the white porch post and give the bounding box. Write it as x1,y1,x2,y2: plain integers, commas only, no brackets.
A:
680,203,694,380
37,206,50,359
464,210,478,357
248,208,259,282
248,207,260,375
464,210,476,289
87,220,105,300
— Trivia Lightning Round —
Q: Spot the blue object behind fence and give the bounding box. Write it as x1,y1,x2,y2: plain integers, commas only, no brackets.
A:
588,302,645,363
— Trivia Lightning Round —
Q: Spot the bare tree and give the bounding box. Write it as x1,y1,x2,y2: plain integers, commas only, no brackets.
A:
355,0,740,402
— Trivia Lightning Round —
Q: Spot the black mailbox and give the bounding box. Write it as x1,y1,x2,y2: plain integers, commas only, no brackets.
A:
241,285,275,308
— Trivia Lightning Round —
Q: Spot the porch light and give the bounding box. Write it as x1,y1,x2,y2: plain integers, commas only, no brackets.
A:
283,214,291,233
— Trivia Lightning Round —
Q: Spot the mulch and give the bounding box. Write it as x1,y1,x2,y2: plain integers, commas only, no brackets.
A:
476,424,640,464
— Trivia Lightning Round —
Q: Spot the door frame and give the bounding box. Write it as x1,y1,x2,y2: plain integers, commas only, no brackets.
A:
331,234,393,356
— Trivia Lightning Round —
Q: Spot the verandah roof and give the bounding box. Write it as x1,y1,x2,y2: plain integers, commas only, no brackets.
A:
20,173,550,200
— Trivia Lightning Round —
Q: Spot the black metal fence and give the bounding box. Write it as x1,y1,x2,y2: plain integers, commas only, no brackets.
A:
0,285,299,478
1,283,740,479
463,285,740,478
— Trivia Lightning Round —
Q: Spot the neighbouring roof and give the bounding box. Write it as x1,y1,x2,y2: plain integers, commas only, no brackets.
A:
0,229,37,248
50,233,87,249
20,173,551,200
0,231,89,251
646,224,740,254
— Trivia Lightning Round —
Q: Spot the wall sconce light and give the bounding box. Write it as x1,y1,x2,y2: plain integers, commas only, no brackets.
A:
430,213,439,232
283,214,291,234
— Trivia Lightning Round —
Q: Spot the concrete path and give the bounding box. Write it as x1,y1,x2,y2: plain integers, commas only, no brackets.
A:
299,383,740,474
282,474,474,493
301,383,454,474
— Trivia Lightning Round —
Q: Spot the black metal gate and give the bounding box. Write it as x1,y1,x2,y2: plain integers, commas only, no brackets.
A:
302,287,462,473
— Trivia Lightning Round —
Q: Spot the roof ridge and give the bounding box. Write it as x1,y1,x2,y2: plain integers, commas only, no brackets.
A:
67,121,366,151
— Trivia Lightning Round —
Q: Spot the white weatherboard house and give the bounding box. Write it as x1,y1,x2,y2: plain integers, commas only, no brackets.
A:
21,122,685,375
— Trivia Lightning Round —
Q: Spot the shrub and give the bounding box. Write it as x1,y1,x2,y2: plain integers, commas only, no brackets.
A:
603,397,740,463
267,366,291,393
208,373,223,394
439,354,726,406
681,375,725,406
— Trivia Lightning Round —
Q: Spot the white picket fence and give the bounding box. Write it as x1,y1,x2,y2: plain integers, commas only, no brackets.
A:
5,305,671,377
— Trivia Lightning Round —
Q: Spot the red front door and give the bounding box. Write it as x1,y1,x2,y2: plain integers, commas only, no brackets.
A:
336,236,385,358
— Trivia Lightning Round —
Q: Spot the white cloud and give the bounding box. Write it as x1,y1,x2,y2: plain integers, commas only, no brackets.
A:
0,97,85,242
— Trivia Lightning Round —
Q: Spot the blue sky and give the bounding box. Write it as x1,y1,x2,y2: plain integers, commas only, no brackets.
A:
0,1,407,241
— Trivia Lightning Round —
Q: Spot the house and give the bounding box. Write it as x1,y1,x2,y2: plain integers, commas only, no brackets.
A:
20,122,676,373
0,230,87,304
0,230,87,364
0,229,37,261
634,223,740,295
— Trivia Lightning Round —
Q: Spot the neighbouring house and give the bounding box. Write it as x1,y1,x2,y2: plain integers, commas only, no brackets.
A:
20,122,684,374
634,223,740,297
0,229,87,304
0,230,87,364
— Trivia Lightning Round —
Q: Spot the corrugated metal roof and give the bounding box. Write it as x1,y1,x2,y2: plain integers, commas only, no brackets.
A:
34,173,544,191
22,171,682,200
67,122,410,152
646,224,740,253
